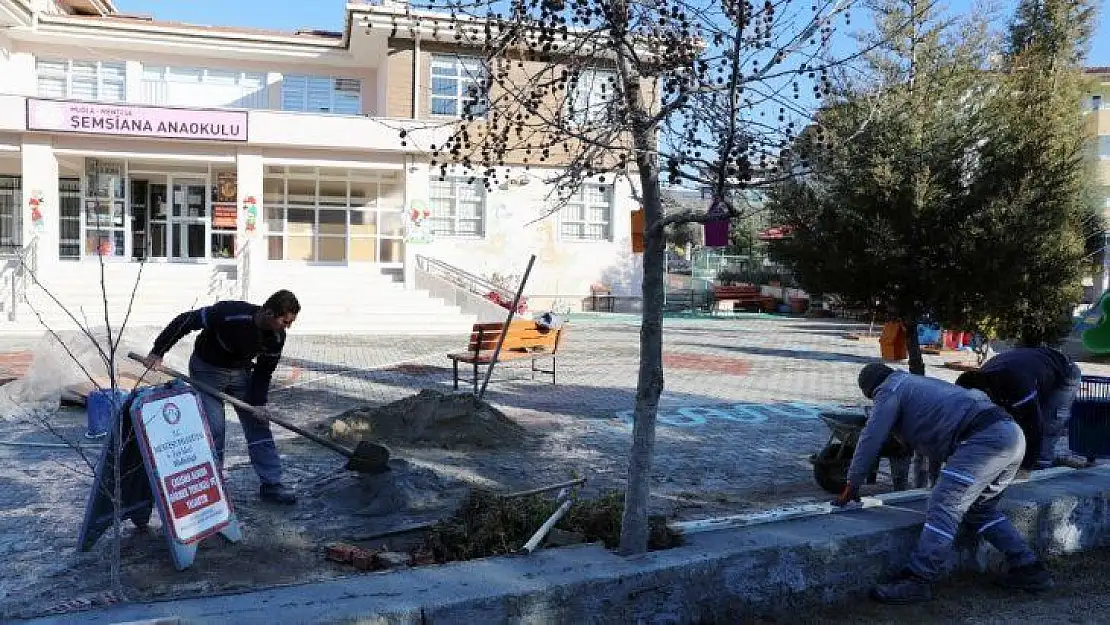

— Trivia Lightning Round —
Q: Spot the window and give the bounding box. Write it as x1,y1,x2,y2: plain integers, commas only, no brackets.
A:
36,59,126,102
1101,136,1110,160
281,75,362,115
429,55,488,118
566,69,618,125
561,183,613,241
429,176,485,236
263,166,404,263
141,66,269,109
1093,95,1104,111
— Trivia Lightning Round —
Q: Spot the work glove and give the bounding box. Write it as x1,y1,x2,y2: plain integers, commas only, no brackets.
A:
832,483,860,507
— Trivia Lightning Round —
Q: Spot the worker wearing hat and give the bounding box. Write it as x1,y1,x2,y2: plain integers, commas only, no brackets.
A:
836,363,1053,604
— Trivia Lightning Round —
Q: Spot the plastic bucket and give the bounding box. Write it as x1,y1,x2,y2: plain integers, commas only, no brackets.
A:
85,388,130,439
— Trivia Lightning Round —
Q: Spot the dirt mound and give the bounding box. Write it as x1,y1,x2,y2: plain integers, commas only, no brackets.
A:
327,389,529,450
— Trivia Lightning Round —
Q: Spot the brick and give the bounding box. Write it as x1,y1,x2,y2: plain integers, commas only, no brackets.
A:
325,543,359,564
372,551,410,569
351,548,383,571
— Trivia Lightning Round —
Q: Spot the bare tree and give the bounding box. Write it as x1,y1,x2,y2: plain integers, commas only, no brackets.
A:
386,0,863,553
4,243,158,597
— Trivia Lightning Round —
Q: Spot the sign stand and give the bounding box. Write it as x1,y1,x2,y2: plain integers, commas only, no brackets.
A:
79,380,242,571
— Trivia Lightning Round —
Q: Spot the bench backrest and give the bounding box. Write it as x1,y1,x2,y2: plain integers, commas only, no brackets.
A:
714,285,761,297
468,319,564,353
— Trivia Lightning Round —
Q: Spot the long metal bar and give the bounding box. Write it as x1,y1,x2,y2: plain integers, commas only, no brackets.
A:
499,477,586,500
477,254,536,401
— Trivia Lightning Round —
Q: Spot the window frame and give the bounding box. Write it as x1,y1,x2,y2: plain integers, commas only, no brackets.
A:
566,68,618,126
280,74,363,115
560,182,614,242
428,175,487,238
428,54,489,119
36,58,126,102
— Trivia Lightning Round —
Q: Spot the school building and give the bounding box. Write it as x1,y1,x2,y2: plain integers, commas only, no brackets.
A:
0,0,643,334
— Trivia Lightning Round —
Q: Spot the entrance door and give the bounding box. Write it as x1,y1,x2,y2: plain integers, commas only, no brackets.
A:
169,178,208,261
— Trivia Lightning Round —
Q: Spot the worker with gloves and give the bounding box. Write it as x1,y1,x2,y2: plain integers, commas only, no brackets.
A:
955,346,1083,470
835,363,1053,604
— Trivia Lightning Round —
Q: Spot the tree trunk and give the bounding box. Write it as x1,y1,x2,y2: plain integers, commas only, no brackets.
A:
904,317,925,375
618,125,666,558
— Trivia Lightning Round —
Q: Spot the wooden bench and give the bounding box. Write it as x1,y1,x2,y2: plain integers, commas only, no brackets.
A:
447,320,566,393
712,285,776,313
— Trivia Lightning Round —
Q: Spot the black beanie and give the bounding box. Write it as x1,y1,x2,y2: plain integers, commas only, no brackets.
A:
858,363,895,399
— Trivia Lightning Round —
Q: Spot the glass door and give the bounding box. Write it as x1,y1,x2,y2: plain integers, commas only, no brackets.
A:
83,158,127,258
169,177,208,261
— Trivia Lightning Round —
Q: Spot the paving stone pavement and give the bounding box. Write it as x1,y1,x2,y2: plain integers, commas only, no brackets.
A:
2,314,1109,619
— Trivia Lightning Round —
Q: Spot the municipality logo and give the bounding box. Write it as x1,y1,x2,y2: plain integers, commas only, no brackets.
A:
162,402,182,425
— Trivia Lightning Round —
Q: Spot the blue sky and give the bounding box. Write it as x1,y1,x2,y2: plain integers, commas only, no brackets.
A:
116,0,1108,65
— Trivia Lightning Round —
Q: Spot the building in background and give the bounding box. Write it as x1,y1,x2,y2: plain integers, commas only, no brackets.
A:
0,0,642,334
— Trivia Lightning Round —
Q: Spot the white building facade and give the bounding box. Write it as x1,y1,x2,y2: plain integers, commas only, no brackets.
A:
0,0,642,334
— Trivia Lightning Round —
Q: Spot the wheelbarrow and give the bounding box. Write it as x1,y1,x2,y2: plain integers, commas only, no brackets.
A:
809,406,917,494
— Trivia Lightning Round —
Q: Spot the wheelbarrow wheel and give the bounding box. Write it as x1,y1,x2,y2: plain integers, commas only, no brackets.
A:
813,442,853,494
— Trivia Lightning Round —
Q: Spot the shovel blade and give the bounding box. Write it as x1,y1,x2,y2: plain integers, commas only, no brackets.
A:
344,440,391,474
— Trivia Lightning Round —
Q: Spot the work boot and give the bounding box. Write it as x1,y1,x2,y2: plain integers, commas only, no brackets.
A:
996,561,1054,592
870,569,933,604
259,482,297,505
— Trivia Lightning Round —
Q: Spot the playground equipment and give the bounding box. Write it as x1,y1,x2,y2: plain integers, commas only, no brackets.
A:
1081,292,1110,355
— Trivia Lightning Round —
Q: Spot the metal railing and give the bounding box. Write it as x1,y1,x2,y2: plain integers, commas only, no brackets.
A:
414,254,516,322
0,237,38,322
237,238,252,301
415,254,514,301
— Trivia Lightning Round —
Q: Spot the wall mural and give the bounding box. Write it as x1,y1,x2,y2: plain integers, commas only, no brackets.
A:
242,195,258,234
28,190,45,233
405,199,434,244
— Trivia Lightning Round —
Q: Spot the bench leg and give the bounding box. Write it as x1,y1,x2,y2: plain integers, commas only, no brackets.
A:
552,356,556,385
472,361,479,395
531,358,536,381
453,360,459,390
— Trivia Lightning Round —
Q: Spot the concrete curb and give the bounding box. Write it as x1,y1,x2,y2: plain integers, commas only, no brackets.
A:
19,467,1110,624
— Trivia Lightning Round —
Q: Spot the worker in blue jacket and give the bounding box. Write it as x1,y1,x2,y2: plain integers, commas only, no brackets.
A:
835,363,1053,604
956,346,1083,469
143,290,301,505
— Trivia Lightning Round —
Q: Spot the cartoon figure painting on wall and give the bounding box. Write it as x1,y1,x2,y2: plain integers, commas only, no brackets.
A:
405,199,434,244
243,195,257,235
28,190,45,233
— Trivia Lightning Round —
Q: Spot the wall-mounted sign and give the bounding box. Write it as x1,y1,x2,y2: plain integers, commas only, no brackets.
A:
27,99,249,142
216,172,237,203
213,203,237,229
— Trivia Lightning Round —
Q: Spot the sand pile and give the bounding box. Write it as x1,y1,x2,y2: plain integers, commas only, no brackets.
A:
327,389,528,450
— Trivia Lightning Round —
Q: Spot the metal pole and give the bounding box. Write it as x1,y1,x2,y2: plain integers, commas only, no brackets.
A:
477,254,536,401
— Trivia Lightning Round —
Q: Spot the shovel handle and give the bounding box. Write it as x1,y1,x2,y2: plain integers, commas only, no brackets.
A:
127,352,354,459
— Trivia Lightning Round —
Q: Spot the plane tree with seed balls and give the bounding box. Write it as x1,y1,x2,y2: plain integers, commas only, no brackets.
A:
389,0,870,554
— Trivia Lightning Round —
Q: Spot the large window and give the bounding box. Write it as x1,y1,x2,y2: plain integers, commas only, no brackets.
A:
561,183,613,241
429,55,488,118
0,176,20,250
141,66,269,109
428,176,485,237
280,76,361,115
263,166,404,264
36,59,125,101
566,69,617,125
1100,136,1110,160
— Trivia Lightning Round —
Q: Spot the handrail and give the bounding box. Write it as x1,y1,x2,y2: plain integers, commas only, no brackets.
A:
236,238,252,300
5,237,37,322
415,254,514,301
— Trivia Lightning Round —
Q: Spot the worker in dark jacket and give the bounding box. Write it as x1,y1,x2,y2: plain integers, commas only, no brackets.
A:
956,347,1083,469
835,363,1053,604
143,290,301,505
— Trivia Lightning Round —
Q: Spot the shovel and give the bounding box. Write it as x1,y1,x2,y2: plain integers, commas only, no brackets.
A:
127,352,391,474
